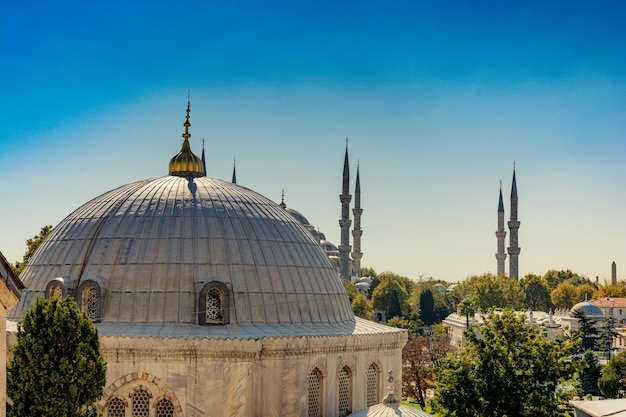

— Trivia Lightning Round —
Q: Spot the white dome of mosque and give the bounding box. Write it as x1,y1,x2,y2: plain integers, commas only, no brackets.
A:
284,207,311,227
570,300,604,317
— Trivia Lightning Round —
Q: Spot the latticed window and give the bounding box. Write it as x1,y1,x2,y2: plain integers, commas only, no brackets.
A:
107,397,126,417
206,288,223,322
49,285,62,299
130,386,152,417
82,286,98,321
155,398,174,417
338,366,351,416
308,368,322,417
366,364,379,406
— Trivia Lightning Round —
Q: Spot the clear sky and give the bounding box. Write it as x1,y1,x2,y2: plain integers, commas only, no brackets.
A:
1,1,625,283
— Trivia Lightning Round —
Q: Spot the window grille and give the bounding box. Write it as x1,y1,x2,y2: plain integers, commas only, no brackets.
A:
206,288,223,322
366,364,379,406
106,397,126,417
308,369,322,417
131,386,152,417
338,366,351,416
155,398,175,417
49,285,62,299
82,286,98,321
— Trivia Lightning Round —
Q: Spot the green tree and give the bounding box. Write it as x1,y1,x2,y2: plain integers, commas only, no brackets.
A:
342,280,374,319
543,269,585,291
599,317,619,360
458,298,474,329
576,284,598,303
551,281,578,309
419,288,435,326
13,225,53,275
596,282,626,298
573,309,599,353
433,310,578,417
598,350,626,398
520,274,552,311
580,350,602,396
8,297,107,417
371,275,412,319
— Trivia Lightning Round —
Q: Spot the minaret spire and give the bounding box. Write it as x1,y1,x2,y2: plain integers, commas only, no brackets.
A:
201,137,207,175
496,180,507,277
232,157,237,184
339,139,352,281
508,164,521,279
279,189,286,209
351,160,363,281
168,98,205,177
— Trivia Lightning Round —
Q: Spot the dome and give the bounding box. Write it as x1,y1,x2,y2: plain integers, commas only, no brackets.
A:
284,207,311,227
9,175,354,328
432,283,446,292
570,300,604,317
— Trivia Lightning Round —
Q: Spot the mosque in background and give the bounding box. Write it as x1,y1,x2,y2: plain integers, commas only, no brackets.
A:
7,102,407,417
496,167,521,280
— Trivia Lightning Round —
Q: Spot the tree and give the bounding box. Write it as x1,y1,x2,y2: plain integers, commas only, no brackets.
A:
598,350,626,398
8,297,107,417
14,225,52,275
458,298,474,329
599,317,619,360
419,289,435,326
551,281,578,309
573,309,599,353
576,284,598,303
520,274,552,311
433,310,578,417
543,269,585,291
580,350,602,396
342,280,373,319
371,275,411,319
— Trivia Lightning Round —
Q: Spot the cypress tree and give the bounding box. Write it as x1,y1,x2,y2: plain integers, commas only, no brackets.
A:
8,297,106,417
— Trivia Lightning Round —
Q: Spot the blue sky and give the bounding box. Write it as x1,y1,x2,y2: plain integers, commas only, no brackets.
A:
1,1,625,282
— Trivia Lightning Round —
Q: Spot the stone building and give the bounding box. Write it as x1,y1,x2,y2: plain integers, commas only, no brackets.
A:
7,103,405,417
0,251,24,417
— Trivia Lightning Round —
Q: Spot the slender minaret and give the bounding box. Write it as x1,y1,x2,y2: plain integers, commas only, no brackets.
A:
339,141,352,280
201,137,207,175
612,261,617,285
507,165,521,280
351,161,363,281
495,181,507,277
232,158,237,184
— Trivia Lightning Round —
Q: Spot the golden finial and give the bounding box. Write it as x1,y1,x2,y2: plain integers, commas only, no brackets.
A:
169,98,205,177
183,96,191,141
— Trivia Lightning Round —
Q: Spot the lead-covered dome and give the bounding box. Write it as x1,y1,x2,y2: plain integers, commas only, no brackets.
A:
9,175,354,327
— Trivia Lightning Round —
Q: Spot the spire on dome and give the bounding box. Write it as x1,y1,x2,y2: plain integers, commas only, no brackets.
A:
498,180,504,212
168,99,205,177
232,158,237,184
279,189,286,209
201,137,207,175
381,370,401,406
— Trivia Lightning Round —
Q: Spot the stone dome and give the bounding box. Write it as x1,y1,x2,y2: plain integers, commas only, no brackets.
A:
570,300,604,317
9,175,354,328
284,207,311,227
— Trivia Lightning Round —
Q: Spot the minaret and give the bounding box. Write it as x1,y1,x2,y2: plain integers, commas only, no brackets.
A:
232,158,237,184
612,261,617,285
495,181,507,277
351,161,363,281
507,165,521,280
201,137,207,175
339,141,352,280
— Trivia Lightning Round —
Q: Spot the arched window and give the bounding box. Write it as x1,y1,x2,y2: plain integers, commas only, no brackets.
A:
49,284,63,299
130,385,152,417
338,366,352,416
155,398,175,417
198,281,230,325
308,368,323,417
106,397,126,417
206,288,223,322
366,364,379,406
82,286,98,321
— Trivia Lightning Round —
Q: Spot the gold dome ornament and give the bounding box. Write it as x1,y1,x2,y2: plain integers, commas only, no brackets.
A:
168,100,205,177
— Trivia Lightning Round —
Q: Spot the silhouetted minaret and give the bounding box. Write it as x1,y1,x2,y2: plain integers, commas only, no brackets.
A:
496,181,507,277
339,141,352,280
201,138,207,175
612,261,617,285
507,165,521,280
232,158,237,184
351,162,363,281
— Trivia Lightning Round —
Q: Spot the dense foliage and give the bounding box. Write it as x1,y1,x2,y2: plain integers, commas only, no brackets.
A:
433,310,578,417
13,225,52,275
8,297,107,417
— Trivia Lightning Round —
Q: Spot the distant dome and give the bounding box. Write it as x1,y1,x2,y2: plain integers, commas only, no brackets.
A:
446,284,459,293
284,207,311,227
321,240,339,253
432,283,446,292
10,176,354,328
570,300,604,317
